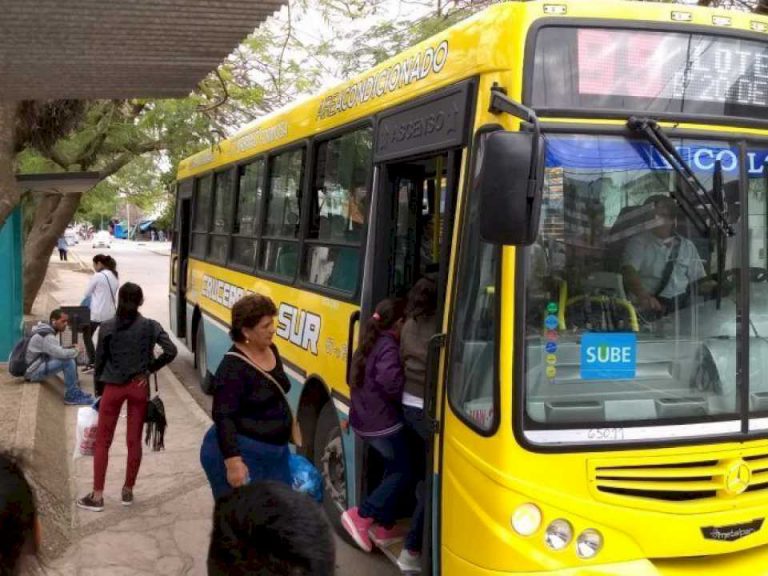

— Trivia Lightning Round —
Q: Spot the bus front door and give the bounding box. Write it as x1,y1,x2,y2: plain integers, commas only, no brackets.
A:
365,150,460,574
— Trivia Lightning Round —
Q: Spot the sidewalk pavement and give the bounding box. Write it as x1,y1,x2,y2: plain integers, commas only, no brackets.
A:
50,366,215,576
6,261,218,576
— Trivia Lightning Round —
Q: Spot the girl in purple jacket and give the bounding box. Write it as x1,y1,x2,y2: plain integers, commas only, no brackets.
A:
342,298,414,553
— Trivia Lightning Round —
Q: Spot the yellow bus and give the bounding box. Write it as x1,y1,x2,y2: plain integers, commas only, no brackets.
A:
170,1,768,573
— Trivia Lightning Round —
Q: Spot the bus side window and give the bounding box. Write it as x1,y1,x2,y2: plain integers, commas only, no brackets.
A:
230,159,265,270
260,148,305,277
301,127,372,293
191,174,213,259
208,169,234,264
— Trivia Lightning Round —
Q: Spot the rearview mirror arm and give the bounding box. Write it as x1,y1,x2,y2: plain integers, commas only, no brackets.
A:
488,84,542,201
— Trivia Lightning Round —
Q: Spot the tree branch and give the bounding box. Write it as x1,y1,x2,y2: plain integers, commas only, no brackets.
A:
276,0,294,103
98,141,165,179
197,69,231,113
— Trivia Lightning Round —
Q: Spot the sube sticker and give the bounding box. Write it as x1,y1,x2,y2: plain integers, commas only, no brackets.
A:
580,333,637,380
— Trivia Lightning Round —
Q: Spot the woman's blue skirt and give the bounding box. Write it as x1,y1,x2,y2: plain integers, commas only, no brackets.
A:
200,424,291,500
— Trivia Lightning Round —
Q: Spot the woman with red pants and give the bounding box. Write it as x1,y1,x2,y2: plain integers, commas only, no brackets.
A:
76,282,177,511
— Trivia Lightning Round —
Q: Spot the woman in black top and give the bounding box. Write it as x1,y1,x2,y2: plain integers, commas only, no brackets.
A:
76,282,177,512
200,294,293,499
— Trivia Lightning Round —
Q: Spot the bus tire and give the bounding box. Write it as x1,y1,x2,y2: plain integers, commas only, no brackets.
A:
314,402,352,543
195,322,213,395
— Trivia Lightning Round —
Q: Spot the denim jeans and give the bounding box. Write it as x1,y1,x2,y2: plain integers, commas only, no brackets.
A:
403,406,429,552
200,425,291,500
360,427,414,528
27,358,80,397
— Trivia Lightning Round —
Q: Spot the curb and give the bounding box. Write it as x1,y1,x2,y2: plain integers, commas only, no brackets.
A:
159,364,213,428
63,248,91,273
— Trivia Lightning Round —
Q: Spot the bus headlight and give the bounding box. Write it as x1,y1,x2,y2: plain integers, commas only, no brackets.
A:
511,503,542,536
544,519,573,550
576,529,603,559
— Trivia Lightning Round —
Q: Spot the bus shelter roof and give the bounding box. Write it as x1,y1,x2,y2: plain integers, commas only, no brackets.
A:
17,172,102,195
0,0,286,100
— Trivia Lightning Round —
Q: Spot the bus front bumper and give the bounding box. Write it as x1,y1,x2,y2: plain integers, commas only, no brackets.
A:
443,545,768,575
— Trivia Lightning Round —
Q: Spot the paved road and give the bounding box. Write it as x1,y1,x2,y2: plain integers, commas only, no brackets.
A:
68,240,397,576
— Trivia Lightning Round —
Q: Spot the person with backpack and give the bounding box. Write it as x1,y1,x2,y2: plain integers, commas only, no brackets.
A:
18,309,94,405
341,298,415,553
76,283,176,512
81,254,119,371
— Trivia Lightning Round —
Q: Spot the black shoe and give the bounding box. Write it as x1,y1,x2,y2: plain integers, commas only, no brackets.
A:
76,493,104,512
121,487,133,506
81,364,94,373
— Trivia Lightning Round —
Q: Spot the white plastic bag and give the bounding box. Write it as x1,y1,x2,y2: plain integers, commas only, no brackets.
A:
74,406,99,459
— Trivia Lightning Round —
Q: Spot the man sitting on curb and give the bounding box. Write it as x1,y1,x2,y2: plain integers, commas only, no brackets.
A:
25,309,94,405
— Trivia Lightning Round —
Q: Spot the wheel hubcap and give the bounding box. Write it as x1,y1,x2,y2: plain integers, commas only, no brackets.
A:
321,433,346,511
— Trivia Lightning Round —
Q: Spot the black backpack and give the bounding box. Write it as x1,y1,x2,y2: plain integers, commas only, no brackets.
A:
8,335,33,377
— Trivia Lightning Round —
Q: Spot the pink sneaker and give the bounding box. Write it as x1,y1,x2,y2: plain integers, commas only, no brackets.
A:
368,523,407,547
341,507,374,552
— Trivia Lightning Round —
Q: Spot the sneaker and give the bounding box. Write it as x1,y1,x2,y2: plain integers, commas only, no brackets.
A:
64,392,95,406
121,487,133,506
396,549,422,573
76,493,104,512
341,507,374,552
81,364,94,373
369,523,407,547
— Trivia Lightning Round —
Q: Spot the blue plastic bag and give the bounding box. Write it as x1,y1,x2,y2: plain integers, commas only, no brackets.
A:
289,453,323,503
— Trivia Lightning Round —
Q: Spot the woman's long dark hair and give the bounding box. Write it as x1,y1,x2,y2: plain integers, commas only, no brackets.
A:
116,282,143,328
349,298,405,388
102,255,118,279
406,277,437,320
93,254,119,279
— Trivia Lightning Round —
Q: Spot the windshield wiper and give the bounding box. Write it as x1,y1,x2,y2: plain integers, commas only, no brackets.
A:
627,117,735,239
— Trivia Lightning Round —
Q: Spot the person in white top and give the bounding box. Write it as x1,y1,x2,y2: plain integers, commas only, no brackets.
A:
82,254,119,370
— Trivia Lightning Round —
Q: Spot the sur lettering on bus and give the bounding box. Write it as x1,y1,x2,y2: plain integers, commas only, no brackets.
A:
277,303,322,356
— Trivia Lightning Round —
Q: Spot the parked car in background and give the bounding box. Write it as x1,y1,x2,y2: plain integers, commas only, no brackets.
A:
92,230,111,249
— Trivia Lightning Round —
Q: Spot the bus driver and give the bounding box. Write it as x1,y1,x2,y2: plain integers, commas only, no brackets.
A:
621,195,705,316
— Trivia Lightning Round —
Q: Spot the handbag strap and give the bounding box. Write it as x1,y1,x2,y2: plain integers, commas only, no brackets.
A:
225,351,292,411
100,271,117,309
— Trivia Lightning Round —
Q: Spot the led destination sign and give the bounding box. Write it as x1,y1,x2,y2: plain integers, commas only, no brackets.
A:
531,27,768,120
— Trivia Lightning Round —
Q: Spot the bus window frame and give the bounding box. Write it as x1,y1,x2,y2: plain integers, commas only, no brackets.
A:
256,141,309,283
297,120,374,301
207,167,237,266
510,124,768,453
228,155,267,275
446,124,503,438
191,172,214,259
522,18,768,130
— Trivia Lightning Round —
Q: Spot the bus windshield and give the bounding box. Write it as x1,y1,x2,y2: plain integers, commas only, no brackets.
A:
521,134,768,444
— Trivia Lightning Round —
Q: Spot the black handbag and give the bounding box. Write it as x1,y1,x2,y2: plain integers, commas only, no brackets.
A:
144,372,166,451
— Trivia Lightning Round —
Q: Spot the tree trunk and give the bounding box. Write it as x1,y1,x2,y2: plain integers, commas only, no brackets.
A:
0,102,20,232
23,192,82,313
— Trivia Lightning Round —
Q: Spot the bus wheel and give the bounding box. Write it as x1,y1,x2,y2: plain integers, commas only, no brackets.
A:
314,402,350,539
195,323,213,395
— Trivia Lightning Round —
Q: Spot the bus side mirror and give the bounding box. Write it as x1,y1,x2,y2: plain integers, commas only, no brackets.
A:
478,131,545,245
